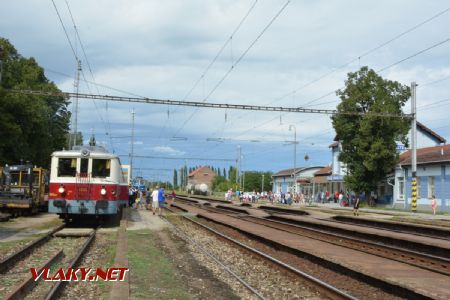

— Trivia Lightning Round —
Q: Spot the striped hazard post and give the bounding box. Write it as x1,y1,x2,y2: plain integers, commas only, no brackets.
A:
411,177,417,212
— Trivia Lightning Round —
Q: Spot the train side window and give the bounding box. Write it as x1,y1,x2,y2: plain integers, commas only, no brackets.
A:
80,158,89,175
58,158,77,177
92,159,111,178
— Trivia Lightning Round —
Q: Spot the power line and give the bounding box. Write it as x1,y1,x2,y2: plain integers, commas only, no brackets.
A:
213,6,450,133
157,0,259,143
120,154,235,162
181,0,258,103
378,37,450,72
171,0,291,138
64,0,115,152
6,89,413,119
51,0,78,63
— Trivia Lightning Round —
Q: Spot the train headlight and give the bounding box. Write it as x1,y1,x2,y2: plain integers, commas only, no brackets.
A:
58,184,65,194
101,186,107,196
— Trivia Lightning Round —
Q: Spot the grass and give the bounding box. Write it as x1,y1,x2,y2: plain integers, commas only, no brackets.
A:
96,232,118,295
127,229,192,300
35,217,63,230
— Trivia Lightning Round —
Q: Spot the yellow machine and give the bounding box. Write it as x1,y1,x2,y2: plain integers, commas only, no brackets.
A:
0,164,48,216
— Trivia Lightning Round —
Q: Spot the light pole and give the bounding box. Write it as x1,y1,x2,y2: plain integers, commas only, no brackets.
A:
289,124,297,194
261,173,264,193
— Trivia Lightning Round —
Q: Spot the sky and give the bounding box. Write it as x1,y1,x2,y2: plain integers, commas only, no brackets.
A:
1,0,450,183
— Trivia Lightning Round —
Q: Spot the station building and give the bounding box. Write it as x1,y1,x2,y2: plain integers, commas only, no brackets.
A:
394,144,450,212
312,121,447,207
272,166,323,197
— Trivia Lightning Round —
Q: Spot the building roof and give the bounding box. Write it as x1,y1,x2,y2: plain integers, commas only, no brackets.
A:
331,121,446,146
328,141,339,148
416,121,446,144
399,144,450,166
188,166,216,177
272,166,323,178
314,166,332,176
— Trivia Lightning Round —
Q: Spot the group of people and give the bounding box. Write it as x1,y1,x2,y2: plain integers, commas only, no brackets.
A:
128,185,167,215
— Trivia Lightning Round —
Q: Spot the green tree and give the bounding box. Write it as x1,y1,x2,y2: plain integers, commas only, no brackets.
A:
0,38,70,167
173,169,178,189
223,167,227,179
331,67,410,197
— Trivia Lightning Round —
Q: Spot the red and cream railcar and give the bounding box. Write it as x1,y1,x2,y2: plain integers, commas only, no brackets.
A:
48,145,128,219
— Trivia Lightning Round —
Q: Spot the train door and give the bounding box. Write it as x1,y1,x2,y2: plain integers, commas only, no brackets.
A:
76,158,91,200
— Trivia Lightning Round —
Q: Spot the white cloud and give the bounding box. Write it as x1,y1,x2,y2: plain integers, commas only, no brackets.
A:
151,146,186,156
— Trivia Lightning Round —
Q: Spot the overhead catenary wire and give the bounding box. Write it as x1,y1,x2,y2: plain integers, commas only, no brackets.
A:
63,0,115,152
170,0,291,139
155,0,259,143
210,6,450,138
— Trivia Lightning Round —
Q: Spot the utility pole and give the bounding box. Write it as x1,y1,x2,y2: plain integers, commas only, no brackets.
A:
129,109,135,181
261,174,264,193
71,60,81,149
0,45,3,86
289,125,297,193
411,82,417,212
236,145,240,189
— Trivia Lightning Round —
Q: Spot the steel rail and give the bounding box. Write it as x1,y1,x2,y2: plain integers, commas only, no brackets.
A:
242,216,450,276
161,213,267,300
4,249,64,300
165,206,357,300
5,89,412,118
43,230,96,300
0,224,65,273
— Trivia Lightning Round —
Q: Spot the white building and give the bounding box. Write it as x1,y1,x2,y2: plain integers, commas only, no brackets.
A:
272,166,323,196
328,121,446,204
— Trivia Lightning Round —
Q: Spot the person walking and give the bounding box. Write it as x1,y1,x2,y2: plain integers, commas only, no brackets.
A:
145,188,151,210
431,195,437,215
353,195,360,216
158,186,165,216
128,185,135,207
151,186,159,215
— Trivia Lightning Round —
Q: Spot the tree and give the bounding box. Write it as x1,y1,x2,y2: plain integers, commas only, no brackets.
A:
0,38,70,167
173,169,178,189
331,67,410,197
223,167,227,179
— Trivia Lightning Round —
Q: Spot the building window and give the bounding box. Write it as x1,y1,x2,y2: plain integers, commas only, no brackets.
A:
428,177,435,198
398,177,404,200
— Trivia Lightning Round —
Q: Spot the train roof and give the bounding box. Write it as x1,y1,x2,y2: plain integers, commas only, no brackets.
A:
51,145,118,159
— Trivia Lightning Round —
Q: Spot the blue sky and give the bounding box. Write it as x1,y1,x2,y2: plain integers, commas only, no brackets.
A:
1,0,449,182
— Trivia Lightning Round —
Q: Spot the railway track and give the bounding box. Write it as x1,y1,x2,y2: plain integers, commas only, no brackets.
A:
165,205,357,300
170,200,450,299
177,198,450,275
0,226,97,300
240,215,450,276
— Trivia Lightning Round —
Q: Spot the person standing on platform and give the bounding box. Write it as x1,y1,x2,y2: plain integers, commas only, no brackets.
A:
431,195,437,215
353,195,360,216
151,186,159,215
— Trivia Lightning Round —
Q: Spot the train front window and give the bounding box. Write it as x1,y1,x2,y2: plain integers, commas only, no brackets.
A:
92,159,111,178
80,158,89,175
58,158,77,177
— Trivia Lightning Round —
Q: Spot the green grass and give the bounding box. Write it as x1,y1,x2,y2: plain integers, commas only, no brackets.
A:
128,229,192,300
96,232,118,295
35,217,63,230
